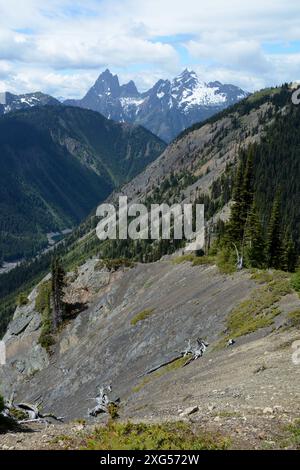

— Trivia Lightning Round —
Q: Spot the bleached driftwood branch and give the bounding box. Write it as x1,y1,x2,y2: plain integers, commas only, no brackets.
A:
182,338,208,365
2,397,64,424
88,385,120,417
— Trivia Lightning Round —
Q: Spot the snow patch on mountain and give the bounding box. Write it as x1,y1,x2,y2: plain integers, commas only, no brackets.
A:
0,92,61,115
64,69,249,142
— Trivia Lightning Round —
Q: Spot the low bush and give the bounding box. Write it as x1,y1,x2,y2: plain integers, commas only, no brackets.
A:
82,421,229,450
131,308,155,326
291,270,300,294
95,258,134,272
17,292,29,306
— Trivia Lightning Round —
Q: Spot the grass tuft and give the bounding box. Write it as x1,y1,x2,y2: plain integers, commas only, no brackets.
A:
288,309,300,328
131,308,155,326
81,421,229,450
217,271,292,347
172,254,215,267
132,356,191,393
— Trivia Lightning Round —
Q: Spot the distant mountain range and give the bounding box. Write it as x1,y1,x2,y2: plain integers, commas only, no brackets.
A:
0,91,60,114
0,106,165,261
64,69,249,142
0,70,248,142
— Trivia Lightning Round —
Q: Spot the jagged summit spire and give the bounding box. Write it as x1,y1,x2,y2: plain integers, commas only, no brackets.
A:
64,68,248,142
177,68,197,79
93,69,120,96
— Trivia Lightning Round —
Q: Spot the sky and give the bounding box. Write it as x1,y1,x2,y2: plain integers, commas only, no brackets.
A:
0,0,300,98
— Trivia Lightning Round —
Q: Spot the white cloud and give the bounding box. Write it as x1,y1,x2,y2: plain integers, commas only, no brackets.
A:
0,0,300,95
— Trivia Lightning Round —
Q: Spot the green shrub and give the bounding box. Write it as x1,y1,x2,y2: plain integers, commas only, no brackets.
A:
216,248,236,274
131,308,155,326
82,421,229,450
17,292,29,306
133,356,191,393
250,270,274,284
291,270,300,293
9,408,28,420
222,272,291,341
192,256,216,266
95,258,134,272
288,309,300,328
35,280,51,314
108,403,119,420
172,254,215,266
282,419,300,449
39,325,55,350
172,254,196,265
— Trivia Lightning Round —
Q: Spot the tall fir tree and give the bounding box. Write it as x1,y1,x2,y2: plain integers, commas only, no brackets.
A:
227,146,255,250
51,257,65,330
227,159,245,245
266,192,284,269
240,145,255,222
282,231,297,272
244,201,266,268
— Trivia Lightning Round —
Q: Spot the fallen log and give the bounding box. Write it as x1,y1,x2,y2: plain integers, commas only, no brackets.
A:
1,397,64,424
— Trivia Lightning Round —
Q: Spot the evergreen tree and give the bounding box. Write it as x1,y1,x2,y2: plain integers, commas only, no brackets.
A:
51,257,65,329
240,146,254,222
266,193,284,269
227,159,245,244
282,231,297,272
227,146,255,251
244,201,266,268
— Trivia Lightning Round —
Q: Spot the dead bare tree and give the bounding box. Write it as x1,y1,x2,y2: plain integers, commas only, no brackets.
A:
182,338,208,365
2,396,64,424
233,243,243,270
88,385,119,417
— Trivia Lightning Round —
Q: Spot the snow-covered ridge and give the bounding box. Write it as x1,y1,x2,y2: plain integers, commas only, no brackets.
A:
0,92,60,115
62,69,249,142
91,68,247,112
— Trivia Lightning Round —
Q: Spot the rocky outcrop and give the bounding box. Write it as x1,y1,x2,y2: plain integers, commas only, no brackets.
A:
1,282,49,395
0,258,257,419
1,257,300,427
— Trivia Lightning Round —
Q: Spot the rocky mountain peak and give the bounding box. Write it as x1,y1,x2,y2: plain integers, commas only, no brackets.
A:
92,69,121,97
120,80,139,97
66,69,248,141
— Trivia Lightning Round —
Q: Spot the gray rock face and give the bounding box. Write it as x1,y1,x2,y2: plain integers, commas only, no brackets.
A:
64,69,248,142
0,290,49,396
0,259,256,420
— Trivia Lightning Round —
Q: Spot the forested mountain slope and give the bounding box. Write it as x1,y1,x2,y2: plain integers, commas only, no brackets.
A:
1,86,300,448
0,106,166,261
0,84,298,337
